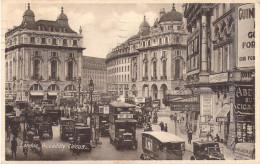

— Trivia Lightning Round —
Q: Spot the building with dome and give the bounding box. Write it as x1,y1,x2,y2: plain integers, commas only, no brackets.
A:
5,4,85,104
106,4,188,103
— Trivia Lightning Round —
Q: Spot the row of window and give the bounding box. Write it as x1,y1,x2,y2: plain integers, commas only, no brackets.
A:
108,65,130,74
30,84,75,91
109,74,130,83
30,37,78,46
160,25,182,32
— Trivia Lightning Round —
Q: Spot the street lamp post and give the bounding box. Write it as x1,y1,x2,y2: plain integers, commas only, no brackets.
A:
78,77,82,106
89,79,95,144
21,82,23,101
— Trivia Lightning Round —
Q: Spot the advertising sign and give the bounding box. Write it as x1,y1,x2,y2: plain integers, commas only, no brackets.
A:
117,113,133,119
234,85,255,114
237,4,255,68
171,103,200,112
201,95,212,116
103,105,109,114
152,100,160,109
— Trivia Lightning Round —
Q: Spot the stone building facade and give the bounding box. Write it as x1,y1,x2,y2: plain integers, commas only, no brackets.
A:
5,4,84,104
183,3,255,147
82,56,107,93
106,4,188,103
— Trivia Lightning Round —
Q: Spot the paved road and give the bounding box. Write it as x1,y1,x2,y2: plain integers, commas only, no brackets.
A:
6,112,234,160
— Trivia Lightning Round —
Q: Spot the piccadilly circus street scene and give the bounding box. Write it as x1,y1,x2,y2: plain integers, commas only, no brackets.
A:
2,1,256,161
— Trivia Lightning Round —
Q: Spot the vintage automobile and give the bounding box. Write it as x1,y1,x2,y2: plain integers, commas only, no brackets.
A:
190,141,225,160
60,117,76,141
100,122,109,137
45,109,61,125
38,120,53,139
70,126,92,153
6,115,21,135
234,142,255,160
140,131,185,160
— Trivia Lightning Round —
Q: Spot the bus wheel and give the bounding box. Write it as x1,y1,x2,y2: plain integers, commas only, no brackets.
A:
190,156,196,160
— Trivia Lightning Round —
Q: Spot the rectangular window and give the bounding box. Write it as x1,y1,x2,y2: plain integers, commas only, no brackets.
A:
52,52,57,57
63,39,67,45
168,26,173,30
69,53,74,58
73,40,77,46
177,26,182,30
41,38,46,44
30,37,35,43
52,38,57,45
223,46,228,72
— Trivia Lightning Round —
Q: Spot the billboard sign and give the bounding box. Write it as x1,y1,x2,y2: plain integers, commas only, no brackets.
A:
237,4,255,68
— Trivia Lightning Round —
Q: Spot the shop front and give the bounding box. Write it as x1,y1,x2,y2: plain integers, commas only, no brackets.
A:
234,85,255,143
30,91,44,104
164,94,200,132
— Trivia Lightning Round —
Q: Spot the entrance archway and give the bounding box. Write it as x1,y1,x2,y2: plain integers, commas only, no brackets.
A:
142,84,149,97
151,84,158,100
159,84,168,100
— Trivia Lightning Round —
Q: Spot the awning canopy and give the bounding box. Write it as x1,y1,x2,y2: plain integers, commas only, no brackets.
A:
48,92,58,96
216,104,230,118
209,104,231,124
30,92,44,96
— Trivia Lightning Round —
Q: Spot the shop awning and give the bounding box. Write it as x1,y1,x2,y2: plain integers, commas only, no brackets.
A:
30,92,44,96
209,104,231,124
48,92,58,96
216,104,230,118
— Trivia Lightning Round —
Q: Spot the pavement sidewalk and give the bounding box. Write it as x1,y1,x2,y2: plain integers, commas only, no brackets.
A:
152,116,235,160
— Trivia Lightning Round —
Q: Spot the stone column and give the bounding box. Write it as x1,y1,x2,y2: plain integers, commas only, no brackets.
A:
201,10,208,72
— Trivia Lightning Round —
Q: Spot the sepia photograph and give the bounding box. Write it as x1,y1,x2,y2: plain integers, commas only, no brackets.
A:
1,0,257,162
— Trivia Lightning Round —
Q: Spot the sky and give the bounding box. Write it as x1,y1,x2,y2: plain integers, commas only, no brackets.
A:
2,2,183,58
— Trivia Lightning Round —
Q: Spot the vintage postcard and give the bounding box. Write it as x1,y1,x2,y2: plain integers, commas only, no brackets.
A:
1,0,259,163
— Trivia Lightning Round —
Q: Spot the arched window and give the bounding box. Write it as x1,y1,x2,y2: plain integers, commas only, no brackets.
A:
148,40,151,46
162,60,167,77
153,60,157,78
175,59,181,79
48,84,60,91
144,62,148,77
51,60,57,79
68,61,73,80
30,84,43,90
33,60,40,79
159,38,162,45
64,84,76,91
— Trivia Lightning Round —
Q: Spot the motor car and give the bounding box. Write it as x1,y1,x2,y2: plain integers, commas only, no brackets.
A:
140,131,185,160
190,141,225,160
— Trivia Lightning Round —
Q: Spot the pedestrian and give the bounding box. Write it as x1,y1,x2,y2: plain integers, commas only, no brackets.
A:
164,123,168,132
22,139,29,158
207,131,213,141
159,121,164,131
7,126,11,142
188,129,193,144
231,135,238,151
214,134,220,142
11,137,18,159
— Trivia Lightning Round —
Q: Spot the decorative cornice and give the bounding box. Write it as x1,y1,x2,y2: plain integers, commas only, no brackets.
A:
5,44,85,53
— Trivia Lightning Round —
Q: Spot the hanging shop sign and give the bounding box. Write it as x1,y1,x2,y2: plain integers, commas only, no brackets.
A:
234,85,255,114
168,95,200,112
237,4,255,68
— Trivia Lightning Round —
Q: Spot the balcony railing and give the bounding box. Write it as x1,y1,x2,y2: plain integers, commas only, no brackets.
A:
142,76,148,81
161,75,167,80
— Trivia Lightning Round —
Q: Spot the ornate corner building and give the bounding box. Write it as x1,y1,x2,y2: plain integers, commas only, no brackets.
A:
106,4,188,102
5,4,85,104
183,3,255,147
